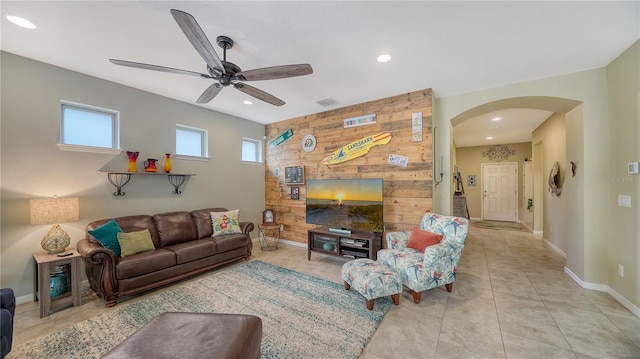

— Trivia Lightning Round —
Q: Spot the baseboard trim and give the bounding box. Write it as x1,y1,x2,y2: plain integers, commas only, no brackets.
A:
15,279,91,306
470,217,482,221
607,287,640,318
544,238,567,258
533,230,543,236
564,266,640,318
278,238,306,248
16,294,32,306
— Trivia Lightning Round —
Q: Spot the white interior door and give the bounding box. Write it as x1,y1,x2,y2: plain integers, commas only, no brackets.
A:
482,162,518,221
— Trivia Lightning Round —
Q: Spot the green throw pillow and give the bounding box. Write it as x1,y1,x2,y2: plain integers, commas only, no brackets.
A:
88,218,123,256
210,209,242,237
117,229,155,257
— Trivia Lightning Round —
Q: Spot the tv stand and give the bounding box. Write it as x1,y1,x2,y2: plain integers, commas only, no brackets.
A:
308,227,382,261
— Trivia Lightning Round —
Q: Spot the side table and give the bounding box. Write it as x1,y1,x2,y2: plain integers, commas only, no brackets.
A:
258,224,281,251
33,249,82,318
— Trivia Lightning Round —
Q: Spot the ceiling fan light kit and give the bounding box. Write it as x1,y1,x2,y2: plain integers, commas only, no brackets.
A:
110,9,313,106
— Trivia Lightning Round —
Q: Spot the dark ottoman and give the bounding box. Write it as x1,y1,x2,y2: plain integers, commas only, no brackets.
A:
102,312,262,359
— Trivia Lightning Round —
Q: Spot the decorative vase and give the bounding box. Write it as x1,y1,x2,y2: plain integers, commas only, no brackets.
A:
49,273,67,298
164,153,172,173
126,151,139,172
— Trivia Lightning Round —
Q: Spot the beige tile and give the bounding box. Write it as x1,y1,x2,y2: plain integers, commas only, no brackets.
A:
439,314,505,359
502,332,577,359
434,340,497,359
549,306,640,358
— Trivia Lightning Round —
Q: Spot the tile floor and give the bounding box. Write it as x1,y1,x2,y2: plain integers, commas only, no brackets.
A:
11,224,640,358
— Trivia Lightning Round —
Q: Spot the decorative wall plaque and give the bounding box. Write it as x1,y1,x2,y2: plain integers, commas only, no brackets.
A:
322,132,392,165
482,144,516,162
285,166,305,185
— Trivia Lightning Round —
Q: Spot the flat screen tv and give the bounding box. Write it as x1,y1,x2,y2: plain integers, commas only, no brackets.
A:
306,178,384,233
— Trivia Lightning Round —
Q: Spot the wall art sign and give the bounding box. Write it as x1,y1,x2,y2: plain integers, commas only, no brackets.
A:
269,129,293,148
388,154,409,167
343,114,376,128
285,166,305,185
290,186,300,200
412,112,423,142
322,132,392,165
482,144,516,162
301,134,317,152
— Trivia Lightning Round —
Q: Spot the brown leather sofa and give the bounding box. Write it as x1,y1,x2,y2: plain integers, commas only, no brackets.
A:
77,208,254,307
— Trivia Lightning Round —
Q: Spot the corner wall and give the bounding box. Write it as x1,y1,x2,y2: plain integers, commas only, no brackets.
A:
532,113,568,254
0,52,265,298
265,89,433,243
606,40,639,308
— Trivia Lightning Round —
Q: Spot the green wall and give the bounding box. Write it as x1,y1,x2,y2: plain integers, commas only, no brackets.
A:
0,52,266,299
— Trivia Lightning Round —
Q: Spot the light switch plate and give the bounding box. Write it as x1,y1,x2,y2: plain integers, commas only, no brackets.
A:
628,162,639,175
618,195,631,208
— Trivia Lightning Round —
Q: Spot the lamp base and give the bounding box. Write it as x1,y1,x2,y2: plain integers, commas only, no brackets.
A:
41,224,71,254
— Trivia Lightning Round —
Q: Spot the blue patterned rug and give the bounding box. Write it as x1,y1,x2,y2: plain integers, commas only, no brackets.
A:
11,260,391,358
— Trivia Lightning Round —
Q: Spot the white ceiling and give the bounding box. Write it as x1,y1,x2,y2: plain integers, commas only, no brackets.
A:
1,1,638,139
453,108,553,148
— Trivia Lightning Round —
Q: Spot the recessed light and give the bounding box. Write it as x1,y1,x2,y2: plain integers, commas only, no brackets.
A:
377,54,391,63
243,100,253,105
6,15,37,29
491,117,502,121
486,136,494,140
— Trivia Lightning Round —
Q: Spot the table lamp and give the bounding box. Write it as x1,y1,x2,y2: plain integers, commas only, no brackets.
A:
30,196,79,254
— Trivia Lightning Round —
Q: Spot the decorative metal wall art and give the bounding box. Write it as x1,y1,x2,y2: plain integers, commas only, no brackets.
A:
482,144,516,162
548,161,562,196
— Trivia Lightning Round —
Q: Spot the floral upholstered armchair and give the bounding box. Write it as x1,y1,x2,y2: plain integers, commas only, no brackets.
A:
377,213,469,304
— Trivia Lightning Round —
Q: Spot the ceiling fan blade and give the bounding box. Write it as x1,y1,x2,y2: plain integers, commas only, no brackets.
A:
170,9,225,74
234,83,285,106
238,64,313,81
197,83,223,103
110,59,212,78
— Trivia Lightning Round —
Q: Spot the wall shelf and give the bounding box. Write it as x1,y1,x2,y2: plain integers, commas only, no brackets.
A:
99,171,195,196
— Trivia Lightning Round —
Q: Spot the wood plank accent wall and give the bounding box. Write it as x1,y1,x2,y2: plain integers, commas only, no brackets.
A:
265,89,433,244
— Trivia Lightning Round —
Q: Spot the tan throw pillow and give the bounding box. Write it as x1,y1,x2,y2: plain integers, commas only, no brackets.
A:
210,209,242,237
117,229,155,257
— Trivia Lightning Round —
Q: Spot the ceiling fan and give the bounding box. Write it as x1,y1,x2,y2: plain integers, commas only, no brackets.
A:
110,9,313,106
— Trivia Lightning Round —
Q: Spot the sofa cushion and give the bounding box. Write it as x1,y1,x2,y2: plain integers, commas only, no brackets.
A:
116,248,176,280
210,210,242,237
153,212,198,247
191,208,228,239
88,219,123,256
210,233,250,253
164,239,217,265
118,229,156,257
406,228,443,252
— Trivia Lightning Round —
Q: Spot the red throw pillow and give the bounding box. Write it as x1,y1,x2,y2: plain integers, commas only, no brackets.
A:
406,227,443,252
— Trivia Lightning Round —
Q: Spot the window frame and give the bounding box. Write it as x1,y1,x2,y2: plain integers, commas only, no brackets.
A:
57,100,121,154
241,137,263,164
175,124,210,161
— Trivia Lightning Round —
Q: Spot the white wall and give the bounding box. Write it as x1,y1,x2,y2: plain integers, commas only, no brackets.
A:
0,52,266,298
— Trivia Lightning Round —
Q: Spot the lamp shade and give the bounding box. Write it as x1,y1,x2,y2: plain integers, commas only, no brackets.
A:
30,197,79,225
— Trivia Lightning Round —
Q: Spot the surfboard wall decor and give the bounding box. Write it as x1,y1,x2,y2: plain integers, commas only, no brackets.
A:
322,132,392,165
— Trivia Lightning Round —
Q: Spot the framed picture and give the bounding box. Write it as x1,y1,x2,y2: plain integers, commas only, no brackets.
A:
285,166,305,185
290,186,300,200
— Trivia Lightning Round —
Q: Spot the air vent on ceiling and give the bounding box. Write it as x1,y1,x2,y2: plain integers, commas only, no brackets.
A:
315,97,340,107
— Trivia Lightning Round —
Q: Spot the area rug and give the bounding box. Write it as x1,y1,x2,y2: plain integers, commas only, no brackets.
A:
11,260,391,359
472,220,523,230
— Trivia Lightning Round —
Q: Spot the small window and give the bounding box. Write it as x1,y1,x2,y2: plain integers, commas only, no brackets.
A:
241,138,262,163
176,125,208,158
59,101,119,152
